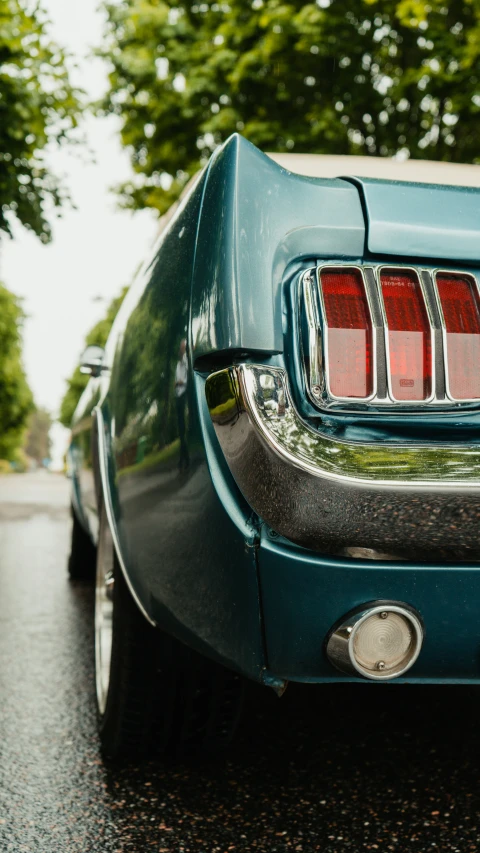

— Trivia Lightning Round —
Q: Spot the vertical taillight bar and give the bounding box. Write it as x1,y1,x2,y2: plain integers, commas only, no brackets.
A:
379,268,433,402
435,272,480,400
318,267,374,399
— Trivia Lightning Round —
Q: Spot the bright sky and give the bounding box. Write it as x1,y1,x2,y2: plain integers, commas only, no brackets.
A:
0,0,158,466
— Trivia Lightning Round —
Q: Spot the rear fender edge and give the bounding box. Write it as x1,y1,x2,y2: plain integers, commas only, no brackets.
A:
90,412,103,520
94,404,156,628
69,463,90,536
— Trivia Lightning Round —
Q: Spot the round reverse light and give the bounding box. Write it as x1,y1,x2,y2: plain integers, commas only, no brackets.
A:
326,602,423,681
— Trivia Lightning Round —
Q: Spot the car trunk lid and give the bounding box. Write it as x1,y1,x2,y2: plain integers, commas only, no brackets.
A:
348,177,480,264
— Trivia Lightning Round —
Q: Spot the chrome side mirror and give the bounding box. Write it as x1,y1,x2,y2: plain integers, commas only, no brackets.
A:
80,345,106,378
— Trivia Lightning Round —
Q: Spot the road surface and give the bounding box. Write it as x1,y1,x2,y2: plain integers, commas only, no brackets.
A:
0,472,478,852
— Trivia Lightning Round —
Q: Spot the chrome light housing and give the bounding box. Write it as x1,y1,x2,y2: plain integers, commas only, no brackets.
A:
326,601,424,681
301,263,480,410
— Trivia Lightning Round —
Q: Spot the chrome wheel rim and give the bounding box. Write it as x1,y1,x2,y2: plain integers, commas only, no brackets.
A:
95,516,115,715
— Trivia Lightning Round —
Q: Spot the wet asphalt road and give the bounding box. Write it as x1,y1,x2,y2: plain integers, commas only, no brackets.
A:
0,473,479,852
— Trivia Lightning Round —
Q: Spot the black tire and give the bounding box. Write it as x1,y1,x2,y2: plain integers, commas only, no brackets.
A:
96,511,244,762
68,505,97,581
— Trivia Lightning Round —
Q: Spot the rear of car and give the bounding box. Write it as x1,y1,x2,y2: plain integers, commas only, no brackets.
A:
201,137,480,685
68,134,480,760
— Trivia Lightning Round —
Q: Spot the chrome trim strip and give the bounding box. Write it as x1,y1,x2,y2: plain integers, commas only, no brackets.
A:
94,405,156,627
432,269,480,403
302,270,324,403
316,264,377,403
375,265,436,404
302,263,480,410
326,601,424,681
206,364,480,559
239,364,480,486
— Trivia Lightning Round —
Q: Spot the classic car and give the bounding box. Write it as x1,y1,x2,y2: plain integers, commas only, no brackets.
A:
68,133,480,760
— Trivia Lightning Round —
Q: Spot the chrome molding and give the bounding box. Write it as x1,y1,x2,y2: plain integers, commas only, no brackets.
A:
375,265,436,405
316,264,377,403
206,364,480,559
301,263,480,410
95,405,156,627
432,269,480,403
302,271,324,403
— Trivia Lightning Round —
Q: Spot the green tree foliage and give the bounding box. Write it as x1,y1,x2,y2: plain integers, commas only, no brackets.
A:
0,0,80,241
24,406,52,464
59,287,128,427
0,283,33,459
100,0,480,215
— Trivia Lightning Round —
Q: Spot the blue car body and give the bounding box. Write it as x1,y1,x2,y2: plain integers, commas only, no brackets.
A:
69,134,480,688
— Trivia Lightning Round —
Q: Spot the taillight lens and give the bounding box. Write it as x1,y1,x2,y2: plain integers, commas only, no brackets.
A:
320,267,373,398
436,273,480,400
380,269,432,401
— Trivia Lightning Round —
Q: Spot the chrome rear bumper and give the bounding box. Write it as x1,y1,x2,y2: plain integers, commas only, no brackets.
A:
206,364,480,561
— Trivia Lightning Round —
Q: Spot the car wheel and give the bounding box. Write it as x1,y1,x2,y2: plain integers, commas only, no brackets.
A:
95,507,244,761
68,505,97,581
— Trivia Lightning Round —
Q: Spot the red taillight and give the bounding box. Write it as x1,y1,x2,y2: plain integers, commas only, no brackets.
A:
320,267,373,399
436,273,480,400
379,269,432,402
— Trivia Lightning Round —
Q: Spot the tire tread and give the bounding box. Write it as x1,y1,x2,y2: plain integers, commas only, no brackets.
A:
98,543,244,762
68,506,96,581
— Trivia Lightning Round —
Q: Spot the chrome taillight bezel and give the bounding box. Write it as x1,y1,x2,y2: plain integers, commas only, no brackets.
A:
375,265,436,405
302,270,325,406
300,262,480,411
317,264,378,403
432,268,480,403
302,263,378,405
315,264,378,404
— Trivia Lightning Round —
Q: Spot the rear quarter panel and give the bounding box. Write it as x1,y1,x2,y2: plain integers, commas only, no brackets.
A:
95,169,266,679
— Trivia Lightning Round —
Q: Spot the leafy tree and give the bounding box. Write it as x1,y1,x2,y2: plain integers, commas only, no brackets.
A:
0,283,33,459
99,0,480,215
59,287,128,427
24,406,52,464
0,0,81,241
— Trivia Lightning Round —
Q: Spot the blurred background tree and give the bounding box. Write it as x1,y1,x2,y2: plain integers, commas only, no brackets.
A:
99,0,480,215
0,283,33,462
59,287,128,427
0,0,81,242
24,406,52,465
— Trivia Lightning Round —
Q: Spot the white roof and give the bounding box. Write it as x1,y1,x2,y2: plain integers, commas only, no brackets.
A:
267,153,480,188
